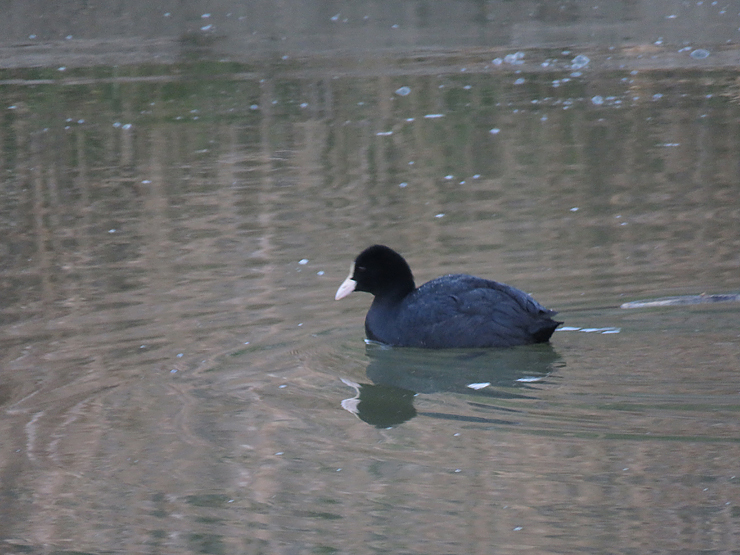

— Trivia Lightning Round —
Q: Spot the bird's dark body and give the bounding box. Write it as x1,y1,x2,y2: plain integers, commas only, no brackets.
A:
365,274,560,348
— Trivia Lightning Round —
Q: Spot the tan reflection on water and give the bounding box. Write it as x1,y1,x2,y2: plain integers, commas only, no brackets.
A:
0,50,739,554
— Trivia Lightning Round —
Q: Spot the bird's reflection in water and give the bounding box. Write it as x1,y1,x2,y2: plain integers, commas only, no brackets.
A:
342,342,562,427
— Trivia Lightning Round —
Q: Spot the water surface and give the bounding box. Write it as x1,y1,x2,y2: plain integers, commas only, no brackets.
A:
1,46,740,554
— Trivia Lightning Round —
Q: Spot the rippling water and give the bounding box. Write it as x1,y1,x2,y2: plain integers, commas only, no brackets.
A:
1,46,740,554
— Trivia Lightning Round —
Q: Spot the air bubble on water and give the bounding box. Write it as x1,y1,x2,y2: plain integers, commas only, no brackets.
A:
395,86,411,96
591,96,604,105
571,54,590,69
690,49,710,59
504,51,525,64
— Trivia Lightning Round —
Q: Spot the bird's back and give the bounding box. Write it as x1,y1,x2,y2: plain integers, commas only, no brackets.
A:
366,274,560,348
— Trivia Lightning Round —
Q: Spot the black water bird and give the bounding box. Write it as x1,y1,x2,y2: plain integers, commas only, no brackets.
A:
335,245,561,348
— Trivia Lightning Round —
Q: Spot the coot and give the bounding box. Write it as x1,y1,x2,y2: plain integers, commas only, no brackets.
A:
335,245,561,348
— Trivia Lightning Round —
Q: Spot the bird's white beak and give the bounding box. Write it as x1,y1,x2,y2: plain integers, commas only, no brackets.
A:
335,265,357,300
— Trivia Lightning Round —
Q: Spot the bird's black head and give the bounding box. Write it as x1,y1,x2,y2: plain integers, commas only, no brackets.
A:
335,245,415,302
